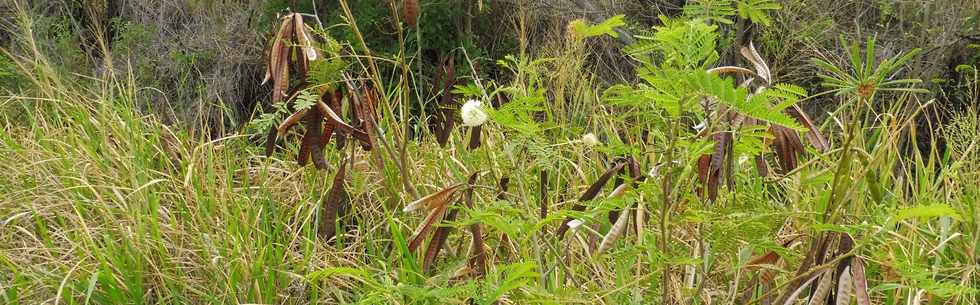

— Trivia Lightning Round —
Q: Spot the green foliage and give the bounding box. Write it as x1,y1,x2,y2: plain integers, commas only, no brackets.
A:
568,15,627,40
735,0,781,26
488,55,551,136
683,0,737,25
812,36,926,99
307,33,349,90
893,203,963,223
109,18,152,55
681,0,782,26
294,89,319,110
645,18,720,69
612,19,802,129
0,54,26,91
475,263,539,305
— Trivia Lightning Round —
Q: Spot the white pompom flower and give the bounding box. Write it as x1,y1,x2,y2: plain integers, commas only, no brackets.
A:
567,219,585,232
581,133,600,147
460,99,489,127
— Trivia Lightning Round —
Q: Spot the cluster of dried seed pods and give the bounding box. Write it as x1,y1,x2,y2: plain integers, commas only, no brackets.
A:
697,42,830,201
270,81,377,169
263,12,318,156
260,13,379,168
739,233,872,305
404,172,487,279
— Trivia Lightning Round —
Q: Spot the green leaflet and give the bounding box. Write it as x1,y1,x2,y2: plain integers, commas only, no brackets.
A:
569,15,627,39
894,204,963,222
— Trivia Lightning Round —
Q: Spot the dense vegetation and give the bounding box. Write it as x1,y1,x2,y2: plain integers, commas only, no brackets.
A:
1,0,978,304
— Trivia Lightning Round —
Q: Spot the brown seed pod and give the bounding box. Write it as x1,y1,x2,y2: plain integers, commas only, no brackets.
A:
467,126,482,150
807,269,834,305
264,126,279,157
461,172,486,278
539,170,549,219
851,257,872,305
422,208,458,272
557,161,627,237
406,183,466,252
297,111,322,166
277,108,309,137
404,0,419,27
597,205,630,254
319,158,349,240
837,266,854,305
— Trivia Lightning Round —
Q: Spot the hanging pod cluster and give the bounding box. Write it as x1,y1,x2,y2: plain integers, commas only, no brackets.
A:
403,172,488,279
261,13,379,169
697,42,830,201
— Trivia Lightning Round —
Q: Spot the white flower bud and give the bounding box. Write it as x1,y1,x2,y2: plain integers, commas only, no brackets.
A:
460,99,488,127
581,133,600,146
567,219,585,231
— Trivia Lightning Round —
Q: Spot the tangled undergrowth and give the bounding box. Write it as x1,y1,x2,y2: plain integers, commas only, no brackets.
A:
1,1,978,304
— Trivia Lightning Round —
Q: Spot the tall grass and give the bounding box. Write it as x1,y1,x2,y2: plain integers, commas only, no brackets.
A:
2,2,978,305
